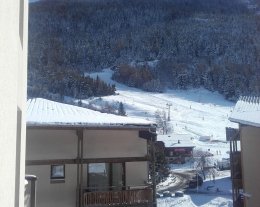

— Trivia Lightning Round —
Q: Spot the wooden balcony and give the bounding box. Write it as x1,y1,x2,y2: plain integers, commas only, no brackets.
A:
231,151,242,179
233,178,243,189
234,195,244,207
83,187,153,207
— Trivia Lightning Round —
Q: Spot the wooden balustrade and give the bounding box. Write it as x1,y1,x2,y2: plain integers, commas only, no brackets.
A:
83,187,153,206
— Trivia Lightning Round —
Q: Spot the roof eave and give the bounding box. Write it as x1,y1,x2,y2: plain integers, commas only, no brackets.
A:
229,117,260,128
26,122,156,130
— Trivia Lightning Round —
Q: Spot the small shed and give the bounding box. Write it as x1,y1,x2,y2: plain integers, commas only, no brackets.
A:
157,134,195,164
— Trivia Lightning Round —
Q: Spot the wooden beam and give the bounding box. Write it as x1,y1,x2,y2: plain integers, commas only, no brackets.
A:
82,156,151,164
122,162,126,190
151,140,157,207
26,159,76,165
76,129,81,207
139,130,156,140
79,129,84,207
26,156,151,166
109,163,113,190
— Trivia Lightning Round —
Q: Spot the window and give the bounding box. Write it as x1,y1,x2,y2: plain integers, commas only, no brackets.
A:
51,165,65,181
87,163,125,191
88,163,109,191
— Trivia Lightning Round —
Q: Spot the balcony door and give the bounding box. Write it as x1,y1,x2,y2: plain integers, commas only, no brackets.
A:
112,163,125,190
88,163,125,191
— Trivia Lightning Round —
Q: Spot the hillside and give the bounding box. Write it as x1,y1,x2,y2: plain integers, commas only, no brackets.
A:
28,0,260,100
84,69,237,141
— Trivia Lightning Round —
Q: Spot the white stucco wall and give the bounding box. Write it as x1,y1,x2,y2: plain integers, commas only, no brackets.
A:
26,129,78,160
26,129,148,161
0,0,28,206
26,164,77,207
83,130,147,158
126,162,148,187
240,126,260,207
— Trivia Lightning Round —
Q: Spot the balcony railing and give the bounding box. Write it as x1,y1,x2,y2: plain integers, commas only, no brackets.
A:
83,187,153,206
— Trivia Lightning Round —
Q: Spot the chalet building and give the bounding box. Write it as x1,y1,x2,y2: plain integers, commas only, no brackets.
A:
0,1,28,206
25,98,157,207
227,96,260,207
157,134,195,164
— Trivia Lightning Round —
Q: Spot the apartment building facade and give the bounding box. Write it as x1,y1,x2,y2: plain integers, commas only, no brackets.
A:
0,0,28,206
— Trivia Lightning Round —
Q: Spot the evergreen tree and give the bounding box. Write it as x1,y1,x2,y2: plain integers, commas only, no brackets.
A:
118,102,126,116
149,142,170,184
78,99,82,107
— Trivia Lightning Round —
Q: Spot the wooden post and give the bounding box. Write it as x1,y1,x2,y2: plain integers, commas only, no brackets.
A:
76,130,80,207
122,162,126,190
149,129,157,207
80,130,84,207
230,140,235,203
76,129,84,207
152,140,157,207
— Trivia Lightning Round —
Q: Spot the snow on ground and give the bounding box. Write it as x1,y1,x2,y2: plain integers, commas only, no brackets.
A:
85,68,237,158
85,68,237,141
157,171,232,207
157,173,180,192
84,68,238,206
158,194,232,207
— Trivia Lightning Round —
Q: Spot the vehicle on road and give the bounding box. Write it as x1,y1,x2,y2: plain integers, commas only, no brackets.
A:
188,174,203,188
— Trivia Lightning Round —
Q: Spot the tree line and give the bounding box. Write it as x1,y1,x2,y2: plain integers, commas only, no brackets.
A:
28,0,260,100
28,66,115,101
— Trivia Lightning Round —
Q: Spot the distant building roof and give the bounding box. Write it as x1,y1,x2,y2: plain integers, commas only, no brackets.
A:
157,134,195,148
229,96,260,127
26,98,155,128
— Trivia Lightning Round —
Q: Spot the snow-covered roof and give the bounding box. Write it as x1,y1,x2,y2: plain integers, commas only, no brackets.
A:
26,98,155,128
157,134,195,148
229,96,260,127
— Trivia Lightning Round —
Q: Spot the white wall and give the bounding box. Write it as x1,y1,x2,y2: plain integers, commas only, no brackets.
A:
26,165,77,207
27,129,147,160
126,162,148,187
83,130,147,158
241,126,260,207
0,0,28,206
26,129,78,207
26,129,78,160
